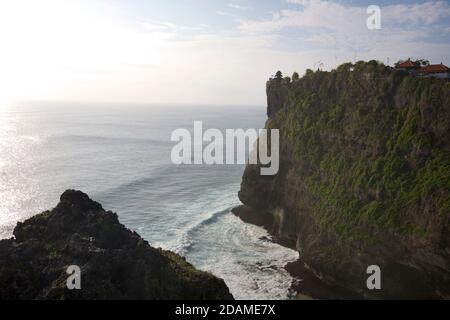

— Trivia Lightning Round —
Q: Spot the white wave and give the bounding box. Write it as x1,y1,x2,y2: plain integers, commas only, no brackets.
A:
183,206,299,300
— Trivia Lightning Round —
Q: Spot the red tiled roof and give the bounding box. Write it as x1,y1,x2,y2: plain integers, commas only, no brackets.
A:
396,59,416,68
419,64,450,74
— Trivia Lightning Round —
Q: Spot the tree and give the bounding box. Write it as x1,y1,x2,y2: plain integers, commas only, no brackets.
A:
275,70,283,81
337,62,354,72
292,72,300,81
416,59,429,66
284,76,291,84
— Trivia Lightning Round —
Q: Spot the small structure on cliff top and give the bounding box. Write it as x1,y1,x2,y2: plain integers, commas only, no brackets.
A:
395,58,450,80
417,63,450,79
395,58,418,71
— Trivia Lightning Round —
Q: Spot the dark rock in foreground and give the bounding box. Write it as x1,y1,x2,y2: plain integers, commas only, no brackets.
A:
0,190,233,300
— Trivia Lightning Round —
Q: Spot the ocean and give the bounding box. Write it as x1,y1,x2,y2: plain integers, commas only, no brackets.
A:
0,103,298,299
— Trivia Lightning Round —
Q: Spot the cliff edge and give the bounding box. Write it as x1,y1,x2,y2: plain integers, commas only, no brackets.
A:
237,61,450,299
0,190,233,300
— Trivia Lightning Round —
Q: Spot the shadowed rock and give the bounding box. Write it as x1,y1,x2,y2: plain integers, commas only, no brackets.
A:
0,190,233,300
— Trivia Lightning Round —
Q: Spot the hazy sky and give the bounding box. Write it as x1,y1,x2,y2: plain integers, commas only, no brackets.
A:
0,0,449,106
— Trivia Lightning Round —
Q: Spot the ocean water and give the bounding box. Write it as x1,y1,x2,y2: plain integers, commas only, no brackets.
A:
0,103,299,299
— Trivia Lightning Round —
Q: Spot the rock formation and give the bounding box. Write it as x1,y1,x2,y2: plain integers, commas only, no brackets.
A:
237,61,450,299
0,190,233,300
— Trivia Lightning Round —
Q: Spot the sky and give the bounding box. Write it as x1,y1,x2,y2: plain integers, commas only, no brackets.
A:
0,0,449,107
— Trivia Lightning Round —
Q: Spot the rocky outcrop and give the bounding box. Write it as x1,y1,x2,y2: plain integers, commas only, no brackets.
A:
0,190,233,300
267,80,288,117
238,62,450,299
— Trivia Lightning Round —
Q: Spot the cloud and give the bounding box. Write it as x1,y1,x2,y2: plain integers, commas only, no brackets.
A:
382,1,450,26
138,20,209,38
241,0,450,33
1,0,449,106
138,21,177,32
228,3,250,10
239,1,364,34
215,10,241,19
238,0,450,59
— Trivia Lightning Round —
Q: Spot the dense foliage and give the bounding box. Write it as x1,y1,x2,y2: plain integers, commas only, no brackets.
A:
267,61,450,243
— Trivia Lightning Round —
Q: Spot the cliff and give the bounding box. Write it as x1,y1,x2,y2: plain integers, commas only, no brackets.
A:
237,61,450,299
0,190,233,300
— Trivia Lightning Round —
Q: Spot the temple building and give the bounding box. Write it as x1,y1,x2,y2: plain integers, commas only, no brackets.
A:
395,58,450,80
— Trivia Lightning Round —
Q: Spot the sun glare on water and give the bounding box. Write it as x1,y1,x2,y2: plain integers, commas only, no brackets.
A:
0,97,12,113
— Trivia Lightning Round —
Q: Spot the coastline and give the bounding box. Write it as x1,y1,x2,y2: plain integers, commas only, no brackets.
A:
232,205,360,300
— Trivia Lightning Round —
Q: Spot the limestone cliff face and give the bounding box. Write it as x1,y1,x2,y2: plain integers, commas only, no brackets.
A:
238,62,450,299
0,190,233,300
266,79,288,117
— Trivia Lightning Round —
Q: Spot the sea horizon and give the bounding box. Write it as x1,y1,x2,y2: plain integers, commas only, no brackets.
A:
0,102,298,300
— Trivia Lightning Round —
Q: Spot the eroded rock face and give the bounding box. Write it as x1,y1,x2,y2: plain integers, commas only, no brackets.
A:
238,65,450,299
0,190,233,300
267,80,288,118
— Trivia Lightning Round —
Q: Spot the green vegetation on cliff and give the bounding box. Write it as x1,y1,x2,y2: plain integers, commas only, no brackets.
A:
267,61,450,243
